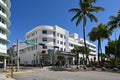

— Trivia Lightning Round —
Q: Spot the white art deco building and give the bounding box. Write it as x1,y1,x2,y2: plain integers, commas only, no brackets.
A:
18,25,96,66
0,0,11,68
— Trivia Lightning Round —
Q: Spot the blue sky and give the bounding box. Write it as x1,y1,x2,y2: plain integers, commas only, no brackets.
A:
9,0,120,53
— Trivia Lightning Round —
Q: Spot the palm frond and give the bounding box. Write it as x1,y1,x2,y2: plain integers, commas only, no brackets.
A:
86,13,97,22
76,14,83,26
90,7,105,13
79,0,83,8
68,8,80,13
71,11,82,22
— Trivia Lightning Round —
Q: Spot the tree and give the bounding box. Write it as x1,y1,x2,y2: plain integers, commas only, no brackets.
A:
68,0,104,62
105,41,116,56
107,9,120,67
106,37,120,66
108,10,120,31
71,46,90,67
71,46,81,68
88,23,112,64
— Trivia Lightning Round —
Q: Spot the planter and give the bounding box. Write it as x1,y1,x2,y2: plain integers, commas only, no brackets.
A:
92,66,96,70
101,67,106,71
113,68,118,71
83,66,87,70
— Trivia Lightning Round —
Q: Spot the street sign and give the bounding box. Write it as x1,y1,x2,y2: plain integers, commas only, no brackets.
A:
26,40,38,45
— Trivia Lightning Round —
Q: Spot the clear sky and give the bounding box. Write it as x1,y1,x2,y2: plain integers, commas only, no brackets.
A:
9,0,120,53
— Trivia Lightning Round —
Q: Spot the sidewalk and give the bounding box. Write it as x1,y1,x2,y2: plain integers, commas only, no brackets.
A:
0,66,34,80
0,69,13,80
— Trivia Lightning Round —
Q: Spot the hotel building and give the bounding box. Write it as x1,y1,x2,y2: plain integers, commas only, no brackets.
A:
18,25,96,66
0,0,11,68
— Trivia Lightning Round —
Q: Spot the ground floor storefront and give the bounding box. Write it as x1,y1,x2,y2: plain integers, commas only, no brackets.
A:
0,53,9,68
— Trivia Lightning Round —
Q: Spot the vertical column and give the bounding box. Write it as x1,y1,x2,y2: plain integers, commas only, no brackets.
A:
4,57,6,69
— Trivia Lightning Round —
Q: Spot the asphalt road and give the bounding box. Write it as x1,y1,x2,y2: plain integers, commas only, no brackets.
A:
14,67,120,80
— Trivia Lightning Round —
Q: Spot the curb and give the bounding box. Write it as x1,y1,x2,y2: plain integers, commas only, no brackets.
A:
3,69,34,80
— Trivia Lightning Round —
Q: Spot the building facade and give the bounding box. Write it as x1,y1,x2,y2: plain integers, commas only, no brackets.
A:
0,0,11,68
18,25,96,66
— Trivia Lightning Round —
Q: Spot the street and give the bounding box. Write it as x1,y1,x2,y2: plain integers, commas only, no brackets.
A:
13,67,120,80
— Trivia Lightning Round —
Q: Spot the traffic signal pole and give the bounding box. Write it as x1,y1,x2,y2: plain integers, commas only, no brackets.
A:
17,39,20,71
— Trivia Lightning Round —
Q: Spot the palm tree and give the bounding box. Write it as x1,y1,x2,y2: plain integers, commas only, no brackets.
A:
108,10,120,31
69,0,104,62
107,10,120,67
71,46,90,68
88,23,112,64
71,46,80,68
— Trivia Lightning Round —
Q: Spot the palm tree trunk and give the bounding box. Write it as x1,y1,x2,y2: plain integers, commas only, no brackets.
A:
98,39,100,63
83,21,87,66
114,40,117,67
99,39,103,66
83,53,85,65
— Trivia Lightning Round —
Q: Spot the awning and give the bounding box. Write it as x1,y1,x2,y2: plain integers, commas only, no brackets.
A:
56,51,76,57
0,53,9,57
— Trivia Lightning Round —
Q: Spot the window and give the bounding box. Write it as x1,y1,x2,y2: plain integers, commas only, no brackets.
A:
36,31,37,35
0,39,6,45
60,34,63,38
64,36,66,39
53,39,55,44
0,6,6,14
2,0,6,3
60,41,63,44
64,42,65,45
53,32,55,36
69,43,71,46
35,45,37,50
42,38,47,41
57,33,59,37
71,44,73,47
43,45,47,49
60,48,63,51
64,49,66,51
42,30,47,34
0,17,6,24
57,40,59,44
0,28,5,35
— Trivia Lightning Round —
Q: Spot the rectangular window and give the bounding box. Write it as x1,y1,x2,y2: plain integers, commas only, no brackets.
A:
53,32,55,37
43,45,47,49
57,33,59,37
60,34,63,38
42,30,47,34
42,38,47,41
64,36,66,39
64,42,65,45
57,40,59,44
60,41,63,44
53,39,55,44
60,48,63,51
35,45,37,50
